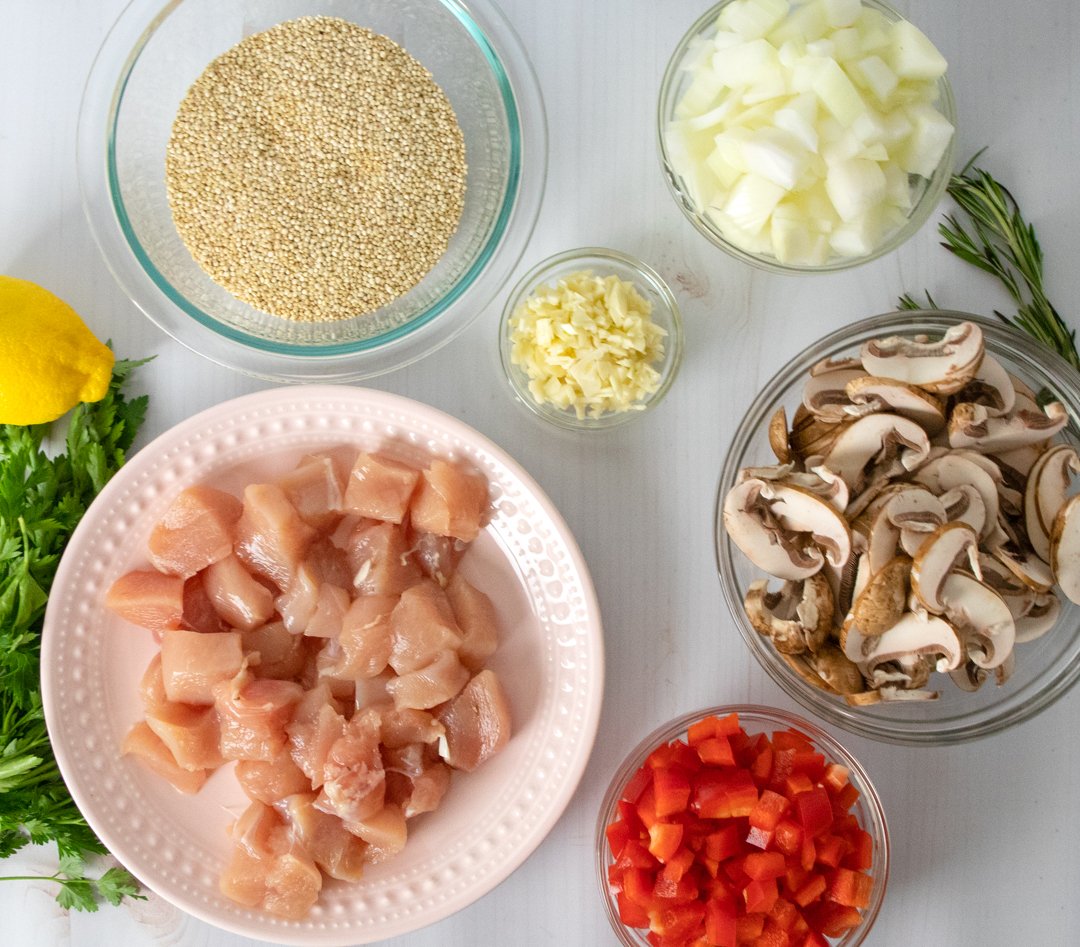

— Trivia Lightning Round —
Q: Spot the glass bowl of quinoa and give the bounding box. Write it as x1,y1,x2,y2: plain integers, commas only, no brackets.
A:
78,0,547,381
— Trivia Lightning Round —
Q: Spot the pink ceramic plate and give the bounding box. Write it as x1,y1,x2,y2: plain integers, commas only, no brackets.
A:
41,386,603,945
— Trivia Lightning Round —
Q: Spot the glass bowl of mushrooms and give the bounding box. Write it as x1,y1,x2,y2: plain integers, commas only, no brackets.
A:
716,311,1080,744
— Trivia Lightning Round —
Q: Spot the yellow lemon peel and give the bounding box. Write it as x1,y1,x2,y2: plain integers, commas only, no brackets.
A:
0,275,115,425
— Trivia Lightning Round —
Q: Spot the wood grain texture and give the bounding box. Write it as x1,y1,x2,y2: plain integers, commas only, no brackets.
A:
1,0,1079,944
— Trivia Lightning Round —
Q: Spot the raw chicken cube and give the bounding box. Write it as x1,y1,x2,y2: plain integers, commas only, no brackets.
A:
325,594,397,679
181,572,228,634
235,484,316,589
445,573,499,671
388,580,463,674
410,529,467,586
409,460,489,542
160,630,244,705
315,708,386,823
402,761,452,818
277,792,367,882
121,722,208,794
386,649,469,711
105,570,185,633
236,752,313,804
436,670,511,772
304,537,353,588
241,621,307,680
278,456,345,530
345,521,421,596
221,803,322,920
147,485,242,578
379,706,444,749
343,452,420,524
303,584,350,638
381,741,428,778
139,653,168,710
347,803,407,863
215,672,304,761
276,562,320,634
203,554,275,631
145,699,224,771
287,684,346,788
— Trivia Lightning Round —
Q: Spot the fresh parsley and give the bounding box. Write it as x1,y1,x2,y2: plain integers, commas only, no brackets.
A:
0,357,150,908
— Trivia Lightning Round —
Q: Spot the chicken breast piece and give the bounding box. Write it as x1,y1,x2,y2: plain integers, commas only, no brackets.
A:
343,452,420,524
147,485,242,578
436,670,511,772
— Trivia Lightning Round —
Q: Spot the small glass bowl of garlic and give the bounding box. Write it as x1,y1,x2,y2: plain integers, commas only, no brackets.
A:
498,248,684,431
658,0,957,272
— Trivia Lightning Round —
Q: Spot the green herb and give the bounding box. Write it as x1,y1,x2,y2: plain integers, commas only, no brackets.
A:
900,152,1080,370
0,357,150,909
0,853,144,913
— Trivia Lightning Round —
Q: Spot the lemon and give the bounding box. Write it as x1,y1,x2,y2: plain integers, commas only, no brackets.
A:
0,275,115,425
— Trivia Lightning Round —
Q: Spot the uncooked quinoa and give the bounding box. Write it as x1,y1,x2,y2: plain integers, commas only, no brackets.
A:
165,16,467,322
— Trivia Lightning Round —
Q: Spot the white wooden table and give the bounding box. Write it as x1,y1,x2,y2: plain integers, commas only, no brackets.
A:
3,1,1080,944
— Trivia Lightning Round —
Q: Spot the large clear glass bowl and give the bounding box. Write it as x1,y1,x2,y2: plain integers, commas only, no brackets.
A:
716,311,1080,744
657,0,956,274
78,0,546,381
596,705,889,946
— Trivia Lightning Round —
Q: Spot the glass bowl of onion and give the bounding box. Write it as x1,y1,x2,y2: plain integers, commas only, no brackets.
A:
497,247,684,432
715,310,1080,744
595,705,889,947
658,0,956,273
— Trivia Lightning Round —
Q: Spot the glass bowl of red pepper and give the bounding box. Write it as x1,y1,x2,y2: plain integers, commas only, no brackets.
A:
596,706,889,947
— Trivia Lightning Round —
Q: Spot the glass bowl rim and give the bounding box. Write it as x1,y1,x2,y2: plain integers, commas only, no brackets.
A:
714,310,1080,744
77,0,547,381
497,246,685,432
594,703,890,947
655,0,957,275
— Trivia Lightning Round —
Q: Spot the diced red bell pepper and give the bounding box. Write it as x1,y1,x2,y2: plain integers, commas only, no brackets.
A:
783,773,814,797
692,768,759,819
743,877,779,913
606,816,633,860
806,901,863,937
746,826,772,850
842,829,874,871
768,897,798,931
637,785,659,830
649,900,706,939
689,712,742,745
793,873,827,907
751,744,774,784
654,871,697,902
659,846,696,885
705,823,744,862
623,867,657,908
800,836,816,872
798,932,829,947
774,818,803,856
617,799,644,834
649,822,685,862
814,834,848,869
622,764,653,804
830,782,860,814
772,729,813,751
822,763,849,794
827,868,874,909
795,788,834,838
743,851,787,881
654,766,693,818
736,912,766,942
754,918,793,947
705,895,738,947
697,735,736,767
613,838,658,872
750,790,790,832
617,890,650,927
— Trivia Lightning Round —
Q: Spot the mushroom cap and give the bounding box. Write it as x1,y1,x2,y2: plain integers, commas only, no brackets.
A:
948,401,1070,454
851,555,911,637
844,375,947,435
910,522,980,613
939,573,1016,669
744,575,834,654
860,611,964,673
823,413,931,492
860,321,984,395
758,482,853,569
1025,444,1080,563
803,369,868,420
769,406,792,463
1050,494,1080,605
723,479,826,581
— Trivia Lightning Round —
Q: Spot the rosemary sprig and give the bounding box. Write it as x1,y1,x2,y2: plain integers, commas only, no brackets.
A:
900,152,1080,371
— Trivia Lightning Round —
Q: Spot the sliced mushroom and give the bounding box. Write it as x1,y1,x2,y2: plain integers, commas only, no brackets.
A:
913,453,1002,545
744,576,834,654
769,406,792,463
845,376,947,435
724,480,826,581
948,661,987,692
993,441,1049,479
950,449,1021,518
1015,591,1061,643
811,355,865,376
938,484,987,539
811,644,865,694
1025,445,1080,563
868,652,933,690
789,406,852,462
993,544,1054,593
861,612,964,674
910,523,981,613
948,401,1069,453
803,369,868,420
851,556,910,636
761,482,853,567
953,353,1015,418
860,321,984,394
823,413,931,492
1050,494,1080,604
738,463,849,515
939,573,1015,669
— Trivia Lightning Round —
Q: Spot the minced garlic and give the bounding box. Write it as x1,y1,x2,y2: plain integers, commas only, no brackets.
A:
509,270,667,420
